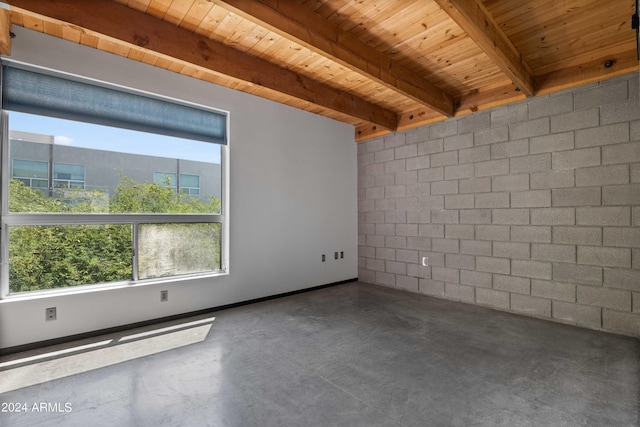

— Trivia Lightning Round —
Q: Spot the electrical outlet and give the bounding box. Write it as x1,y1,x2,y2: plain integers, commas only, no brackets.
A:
340,251,344,259
422,256,429,267
322,254,325,262
45,307,57,321
334,251,338,260
160,290,168,302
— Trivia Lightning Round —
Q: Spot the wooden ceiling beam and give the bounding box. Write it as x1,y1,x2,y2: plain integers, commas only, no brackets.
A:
433,0,535,96
7,0,398,130
0,3,12,55
214,0,454,117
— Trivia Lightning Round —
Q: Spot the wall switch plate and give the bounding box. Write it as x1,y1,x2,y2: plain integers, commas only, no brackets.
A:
160,290,168,302
45,307,57,321
422,257,429,267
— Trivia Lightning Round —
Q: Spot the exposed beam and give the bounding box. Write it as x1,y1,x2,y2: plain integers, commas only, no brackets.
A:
0,3,11,55
433,0,535,96
7,0,398,130
215,0,454,117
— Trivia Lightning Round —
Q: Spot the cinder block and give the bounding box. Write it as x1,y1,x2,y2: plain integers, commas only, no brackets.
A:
552,301,601,328
386,260,407,275
376,247,396,261
530,132,574,154
418,139,444,155
460,239,492,256
459,146,491,164
431,180,459,195
431,209,459,224
530,170,575,190
406,155,431,171
575,80,628,110
492,209,529,225
358,268,376,283
359,175,375,189
444,133,474,151
552,147,601,170
603,184,640,206
460,270,492,288
419,279,445,297
445,224,475,240
575,123,629,148
531,280,576,302
491,102,529,127
375,173,395,187
553,226,601,245
531,244,576,263
601,99,640,125
445,194,474,209
430,121,458,139
475,192,510,208
359,245,375,259
406,126,430,145
445,253,476,270
511,190,552,208
365,138,384,153
512,260,552,280
395,144,418,159
384,185,405,199
460,209,492,224
386,210,408,223
418,196,444,211
459,177,491,194
634,292,640,313
431,151,458,167
420,251,445,266
418,167,444,182
385,159,406,175
493,274,531,295
576,164,629,187
475,126,509,146
493,242,530,260
396,171,418,186
603,227,640,248
577,246,631,268
366,187,385,200
432,266,460,284
602,142,640,165
475,159,510,177
406,210,430,224
396,249,419,264
419,224,445,238
476,256,511,274
492,174,529,192
604,268,640,292
365,163,385,177
407,263,431,279
510,118,550,140
553,263,602,286
511,226,552,243
551,187,601,207
550,108,599,133
631,163,640,183
445,283,475,302
510,153,551,174
376,271,396,287
366,234,386,248
578,285,631,311
476,225,510,241
602,309,640,336
396,275,419,292
385,236,407,249
476,288,510,309
395,197,418,211
531,208,575,225
432,238,460,253
367,257,386,272
407,237,431,251
511,294,552,317
528,93,574,120
384,133,406,149
491,139,529,159
359,152,375,167
376,223,396,236
445,164,474,180
576,206,630,226
396,224,418,237
635,206,640,226
458,112,490,134
375,148,395,164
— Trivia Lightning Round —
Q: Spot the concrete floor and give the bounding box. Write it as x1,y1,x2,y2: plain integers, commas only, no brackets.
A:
0,281,639,427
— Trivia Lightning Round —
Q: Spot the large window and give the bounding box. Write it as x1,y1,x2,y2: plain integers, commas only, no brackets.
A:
1,64,228,296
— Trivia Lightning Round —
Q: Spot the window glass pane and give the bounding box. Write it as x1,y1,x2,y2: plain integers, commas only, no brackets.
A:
179,174,199,188
8,112,221,214
8,224,133,293
138,223,221,279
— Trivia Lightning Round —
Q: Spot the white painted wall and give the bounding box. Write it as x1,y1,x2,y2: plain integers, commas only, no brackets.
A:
0,27,357,350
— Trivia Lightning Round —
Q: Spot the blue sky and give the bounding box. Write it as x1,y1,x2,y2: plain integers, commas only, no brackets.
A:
9,112,221,164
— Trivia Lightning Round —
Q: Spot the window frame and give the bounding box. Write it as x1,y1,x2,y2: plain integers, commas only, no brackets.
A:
0,63,230,299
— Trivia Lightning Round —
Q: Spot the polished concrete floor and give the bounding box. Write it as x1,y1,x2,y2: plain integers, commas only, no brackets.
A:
1,281,639,427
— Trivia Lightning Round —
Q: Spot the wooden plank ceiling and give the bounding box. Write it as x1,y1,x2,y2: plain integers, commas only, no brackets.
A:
2,0,638,142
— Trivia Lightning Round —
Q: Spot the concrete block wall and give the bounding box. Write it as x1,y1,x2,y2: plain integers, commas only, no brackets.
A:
357,73,640,337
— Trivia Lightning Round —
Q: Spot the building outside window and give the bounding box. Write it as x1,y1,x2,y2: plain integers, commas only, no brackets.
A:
179,174,200,196
11,159,48,190
53,163,85,189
